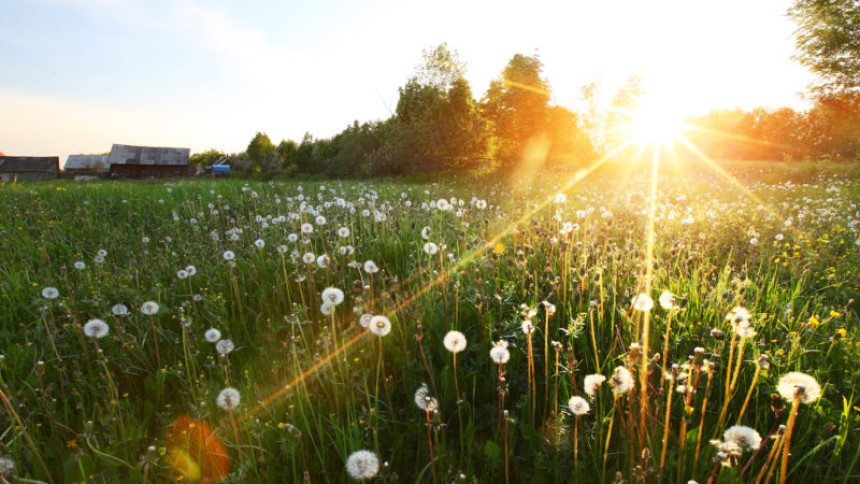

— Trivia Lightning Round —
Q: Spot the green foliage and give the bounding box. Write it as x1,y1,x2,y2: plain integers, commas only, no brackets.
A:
790,0,860,94
482,53,553,168
246,131,276,169
0,165,858,481
686,92,860,161
189,149,226,168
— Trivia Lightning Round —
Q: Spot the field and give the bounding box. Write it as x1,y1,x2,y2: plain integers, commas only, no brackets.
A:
0,160,858,483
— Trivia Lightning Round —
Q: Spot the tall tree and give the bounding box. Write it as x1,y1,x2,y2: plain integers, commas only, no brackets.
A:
790,0,860,93
481,53,552,168
246,132,275,169
390,44,488,173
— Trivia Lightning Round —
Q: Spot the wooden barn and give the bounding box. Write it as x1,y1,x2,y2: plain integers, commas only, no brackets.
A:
0,156,59,182
64,154,110,175
107,144,191,178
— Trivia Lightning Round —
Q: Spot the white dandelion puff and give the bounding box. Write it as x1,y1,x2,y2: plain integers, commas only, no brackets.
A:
83,319,110,339
610,366,634,396
216,339,235,355
216,387,240,411
568,396,590,416
41,287,59,299
632,293,654,312
345,450,379,481
777,372,821,403
141,301,159,316
723,425,762,452
490,340,510,364
584,374,606,397
204,328,222,343
659,290,676,310
443,330,467,353
321,287,345,306
369,315,391,337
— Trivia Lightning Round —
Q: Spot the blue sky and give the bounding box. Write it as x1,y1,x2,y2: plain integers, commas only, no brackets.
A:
1,0,812,165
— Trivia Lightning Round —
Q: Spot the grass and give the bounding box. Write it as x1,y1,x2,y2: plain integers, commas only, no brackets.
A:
0,158,857,483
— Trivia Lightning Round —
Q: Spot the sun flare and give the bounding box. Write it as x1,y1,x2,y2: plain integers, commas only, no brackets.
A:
628,100,684,145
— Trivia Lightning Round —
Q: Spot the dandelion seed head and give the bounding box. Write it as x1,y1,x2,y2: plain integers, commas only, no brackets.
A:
584,374,606,397
490,340,510,364
41,287,59,299
659,290,676,310
443,330,467,353
111,303,128,316
777,372,821,403
632,293,654,312
74,261,86,270
345,450,379,480
723,425,762,452
321,287,345,306
369,315,391,337
204,328,222,343
414,384,438,413
423,242,438,255
363,260,379,274
568,396,590,416
216,339,235,355
315,254,330,268
359,313,373,328
223,250,235,261
216,387,240,411
610,366,634,396
0,456,14,476
141,301,159,316
83,319,110,339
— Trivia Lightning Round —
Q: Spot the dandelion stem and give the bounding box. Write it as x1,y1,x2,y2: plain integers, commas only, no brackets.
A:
659,374,675,482
779,396,801,484
425,408,437,484
659,309,675,390
589,309,601,373
736,364,761,425
729,336,747,394
602,399,616,484
0,387,55,483
715,331,738,437
755,428,785,484
693,368,713,478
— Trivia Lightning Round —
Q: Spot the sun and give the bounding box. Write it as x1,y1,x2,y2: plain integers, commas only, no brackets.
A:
627,97,685,146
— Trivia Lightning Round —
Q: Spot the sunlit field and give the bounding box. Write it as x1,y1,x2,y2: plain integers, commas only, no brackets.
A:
1,160,858,483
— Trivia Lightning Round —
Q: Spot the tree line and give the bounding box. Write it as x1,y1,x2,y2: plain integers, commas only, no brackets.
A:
191,23,860,175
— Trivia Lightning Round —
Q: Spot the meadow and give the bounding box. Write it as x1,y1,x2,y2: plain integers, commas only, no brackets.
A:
0,160,858,483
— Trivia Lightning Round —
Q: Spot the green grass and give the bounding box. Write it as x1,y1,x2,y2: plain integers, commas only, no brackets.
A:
0,160,858,483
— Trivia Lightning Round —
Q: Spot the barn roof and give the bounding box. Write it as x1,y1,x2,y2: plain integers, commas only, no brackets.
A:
0,156,59,172
108,144,190,166
65,154,110,170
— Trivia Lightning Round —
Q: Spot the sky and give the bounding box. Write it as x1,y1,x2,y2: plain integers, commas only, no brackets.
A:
1,0,814,166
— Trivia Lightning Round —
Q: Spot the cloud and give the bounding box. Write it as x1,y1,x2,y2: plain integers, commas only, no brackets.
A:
167,0,297,88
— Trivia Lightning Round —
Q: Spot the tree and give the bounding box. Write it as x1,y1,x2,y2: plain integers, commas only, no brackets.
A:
481,53,552,168
189,149,225,168
388,44,489,174
790,0,860,93
604,75,644,149
246,132,276,169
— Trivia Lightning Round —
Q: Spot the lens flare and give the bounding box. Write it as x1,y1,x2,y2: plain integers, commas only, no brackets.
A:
166,416,229,482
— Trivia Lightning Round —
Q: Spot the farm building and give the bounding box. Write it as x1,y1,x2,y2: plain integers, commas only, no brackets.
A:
64,154,110,174
0,156,59,182
107,144,191,178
